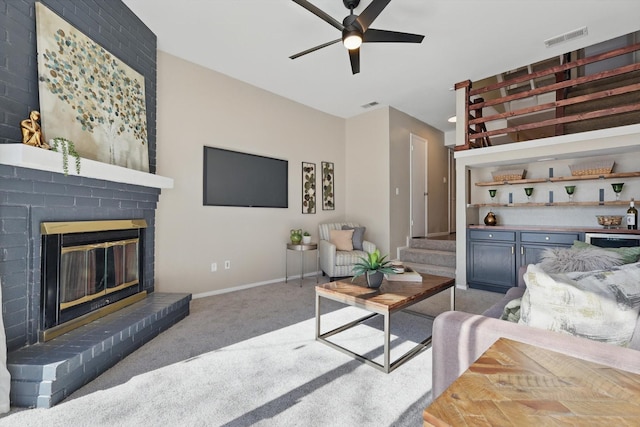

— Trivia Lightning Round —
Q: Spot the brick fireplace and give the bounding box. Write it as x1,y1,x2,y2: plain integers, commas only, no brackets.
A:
0,145,191,408
0,0,192,408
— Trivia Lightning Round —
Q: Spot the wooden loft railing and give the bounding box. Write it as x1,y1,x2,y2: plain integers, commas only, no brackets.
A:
454,42,640,151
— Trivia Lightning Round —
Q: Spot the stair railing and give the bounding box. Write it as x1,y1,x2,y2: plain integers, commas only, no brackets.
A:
455,42,640,151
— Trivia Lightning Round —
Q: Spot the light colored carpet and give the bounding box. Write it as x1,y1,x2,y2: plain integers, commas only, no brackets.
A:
0,277,501,426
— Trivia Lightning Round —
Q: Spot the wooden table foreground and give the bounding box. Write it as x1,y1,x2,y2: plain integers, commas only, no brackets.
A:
424,338,640,426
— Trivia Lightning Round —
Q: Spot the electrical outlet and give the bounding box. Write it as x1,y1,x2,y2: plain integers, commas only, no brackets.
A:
210,262,217,272
224,260,231,270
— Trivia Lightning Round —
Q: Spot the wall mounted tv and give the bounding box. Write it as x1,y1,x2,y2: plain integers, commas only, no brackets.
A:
203,146,288,208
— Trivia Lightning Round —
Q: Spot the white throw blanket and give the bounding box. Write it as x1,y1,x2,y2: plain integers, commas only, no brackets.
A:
0,280,11,413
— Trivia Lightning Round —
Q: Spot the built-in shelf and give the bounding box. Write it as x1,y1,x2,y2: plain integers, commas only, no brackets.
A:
469,200,631,208
475,171,640,187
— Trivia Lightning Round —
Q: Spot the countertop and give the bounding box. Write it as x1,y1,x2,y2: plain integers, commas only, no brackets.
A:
468,224,640,234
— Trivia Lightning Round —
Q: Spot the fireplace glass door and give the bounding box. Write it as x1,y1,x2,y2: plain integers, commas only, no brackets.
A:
60,239,139,310
41,220,146,334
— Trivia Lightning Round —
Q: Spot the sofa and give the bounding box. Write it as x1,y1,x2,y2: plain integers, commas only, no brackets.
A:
432,264,640,399
318,222,376,280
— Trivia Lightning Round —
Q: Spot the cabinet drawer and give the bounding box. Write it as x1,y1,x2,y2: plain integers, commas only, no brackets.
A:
520,232,580,245
469,230,516,241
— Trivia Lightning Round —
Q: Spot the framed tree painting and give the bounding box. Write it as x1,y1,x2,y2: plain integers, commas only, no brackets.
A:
35,3,149,172
302,162,316,214
321,161,335,210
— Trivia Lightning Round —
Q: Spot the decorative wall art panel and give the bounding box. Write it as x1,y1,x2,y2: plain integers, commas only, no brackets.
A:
321,161,335,210
35,3,149,172
302,162,316,214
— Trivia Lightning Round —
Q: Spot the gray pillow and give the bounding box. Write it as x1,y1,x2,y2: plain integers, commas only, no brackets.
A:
539,247,622,273
342,225,366,251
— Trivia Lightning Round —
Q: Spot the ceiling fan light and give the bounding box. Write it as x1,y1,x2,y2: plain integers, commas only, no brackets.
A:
343,31,362,50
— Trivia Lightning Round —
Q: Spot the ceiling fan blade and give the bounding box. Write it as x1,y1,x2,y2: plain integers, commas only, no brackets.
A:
290,39,341,60
348,48,360,75
363,28,424,43
291,0,344,31
356,0,391,32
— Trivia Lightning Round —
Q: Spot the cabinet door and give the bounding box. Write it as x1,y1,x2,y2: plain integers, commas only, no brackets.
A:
468,241,516,293
520,232,581,266
520,243,561,266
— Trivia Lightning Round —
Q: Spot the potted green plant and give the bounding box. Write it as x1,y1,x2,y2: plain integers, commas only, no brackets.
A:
302,231,311,244
50,137,81,176
352,249,395,288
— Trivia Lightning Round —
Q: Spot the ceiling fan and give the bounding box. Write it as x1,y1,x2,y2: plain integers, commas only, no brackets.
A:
290,0,425,74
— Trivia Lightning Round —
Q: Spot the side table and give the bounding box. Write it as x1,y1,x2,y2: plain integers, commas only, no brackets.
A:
285,243,319,286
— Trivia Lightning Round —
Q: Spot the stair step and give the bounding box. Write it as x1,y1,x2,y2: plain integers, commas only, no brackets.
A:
399,247,456,268
409,238,455,252
403,262,455,279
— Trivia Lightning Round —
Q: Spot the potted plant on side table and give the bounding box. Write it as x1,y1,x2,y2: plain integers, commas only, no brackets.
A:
352,249,395,288
302,231,311,244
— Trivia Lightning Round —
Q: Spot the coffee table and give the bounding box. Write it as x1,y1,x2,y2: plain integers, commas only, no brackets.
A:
423,338,640,426
315,273,455,373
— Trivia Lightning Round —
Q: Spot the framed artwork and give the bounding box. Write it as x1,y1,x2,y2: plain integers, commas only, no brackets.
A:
35,3,149,172
322,161,335,210
302,162,316,214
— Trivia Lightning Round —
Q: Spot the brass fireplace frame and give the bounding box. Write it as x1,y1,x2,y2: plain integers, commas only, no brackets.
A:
40,219,148,342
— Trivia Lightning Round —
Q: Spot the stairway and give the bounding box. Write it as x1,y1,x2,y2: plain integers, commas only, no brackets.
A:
398,238,456,278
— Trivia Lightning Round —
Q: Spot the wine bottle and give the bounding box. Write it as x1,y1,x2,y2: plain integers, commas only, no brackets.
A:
627,198,638,230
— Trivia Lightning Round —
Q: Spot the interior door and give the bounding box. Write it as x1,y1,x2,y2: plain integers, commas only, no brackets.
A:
410,134,428,238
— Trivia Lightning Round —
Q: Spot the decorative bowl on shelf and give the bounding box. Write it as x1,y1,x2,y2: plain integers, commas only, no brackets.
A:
595,215,624,228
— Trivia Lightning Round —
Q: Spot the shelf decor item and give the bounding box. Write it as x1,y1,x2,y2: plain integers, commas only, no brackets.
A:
290,229,303,244
612,183,624,200
569,160,614,176
524,187,533,201
20,110,48,149
565,185,576,201
302,162,316,214
488,189,497,202
595,215,623,228
50,137,81,175
491,169,525,182
484,211,497,226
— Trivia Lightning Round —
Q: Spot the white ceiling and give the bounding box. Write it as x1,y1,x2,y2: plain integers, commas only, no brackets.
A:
121,0,640,133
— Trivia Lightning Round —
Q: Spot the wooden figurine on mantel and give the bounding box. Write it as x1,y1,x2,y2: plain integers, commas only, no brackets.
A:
20,110,49,149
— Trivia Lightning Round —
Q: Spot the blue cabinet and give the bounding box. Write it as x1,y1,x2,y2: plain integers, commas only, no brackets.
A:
467,230,516,293
519,231,581,266
467,228,584,293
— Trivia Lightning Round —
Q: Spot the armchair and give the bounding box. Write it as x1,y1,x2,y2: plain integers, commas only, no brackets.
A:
318,222,376,281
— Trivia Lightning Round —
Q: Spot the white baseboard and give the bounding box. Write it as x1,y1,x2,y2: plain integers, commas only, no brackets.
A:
192,271,321,299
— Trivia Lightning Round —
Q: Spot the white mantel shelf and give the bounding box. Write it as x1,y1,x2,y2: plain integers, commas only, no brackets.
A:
0,144,173,189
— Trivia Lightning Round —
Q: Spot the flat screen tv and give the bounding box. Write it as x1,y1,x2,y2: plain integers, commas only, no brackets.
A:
203,146,288,208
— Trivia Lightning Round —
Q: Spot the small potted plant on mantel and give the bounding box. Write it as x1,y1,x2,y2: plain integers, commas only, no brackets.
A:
50,137,81,176
352,249,395,288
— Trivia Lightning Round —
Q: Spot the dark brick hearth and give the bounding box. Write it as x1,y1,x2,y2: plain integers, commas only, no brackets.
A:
8,292,191,408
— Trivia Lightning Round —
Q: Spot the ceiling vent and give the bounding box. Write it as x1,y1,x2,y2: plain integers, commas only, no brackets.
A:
360,101,380,109
544,26,588,48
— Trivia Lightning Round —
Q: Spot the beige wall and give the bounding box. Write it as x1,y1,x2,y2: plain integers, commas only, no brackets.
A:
155,51,346,296
155,52,449,296
389,107,448,256
343,107,449,258
344,108,391,253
